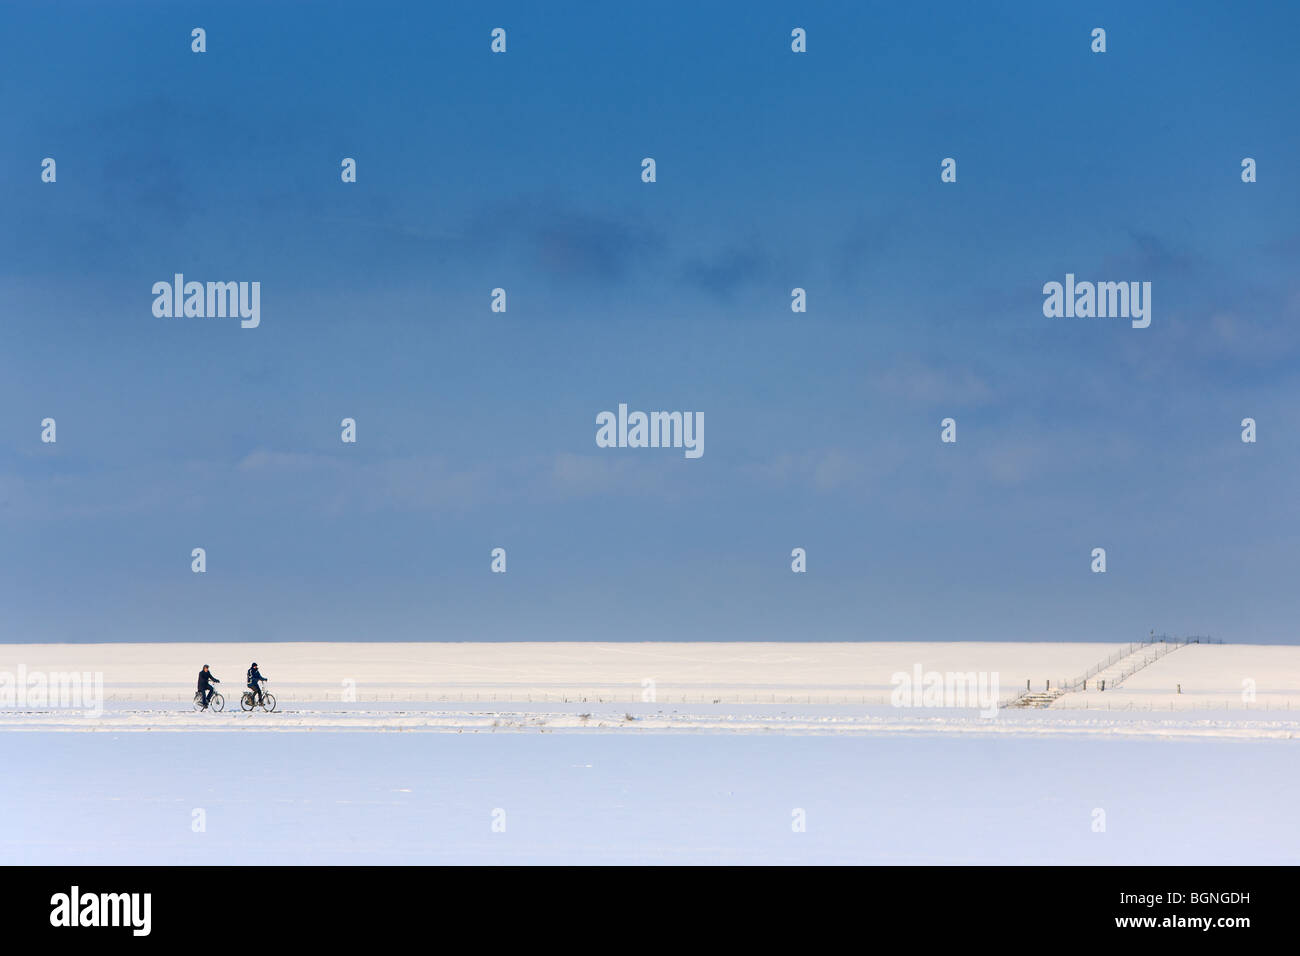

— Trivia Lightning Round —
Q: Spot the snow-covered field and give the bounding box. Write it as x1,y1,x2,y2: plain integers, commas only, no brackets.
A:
2,641,1297,863
0,640,1124,705
5,639,1299,710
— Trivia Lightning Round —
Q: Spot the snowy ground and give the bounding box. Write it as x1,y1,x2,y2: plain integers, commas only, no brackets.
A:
5,640,1298,711
3,730,1297,864
2,642,1297,863
0,640,1124,706
3,700,1299,739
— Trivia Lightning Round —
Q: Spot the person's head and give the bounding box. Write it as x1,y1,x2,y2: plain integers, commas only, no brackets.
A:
202,665,209,671
251,662,258,668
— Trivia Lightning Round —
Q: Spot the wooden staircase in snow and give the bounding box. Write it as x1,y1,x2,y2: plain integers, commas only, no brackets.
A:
1002,634,1209,710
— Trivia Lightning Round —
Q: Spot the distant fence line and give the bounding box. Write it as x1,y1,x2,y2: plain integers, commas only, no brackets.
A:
102,691,906,705
83,691,1299,711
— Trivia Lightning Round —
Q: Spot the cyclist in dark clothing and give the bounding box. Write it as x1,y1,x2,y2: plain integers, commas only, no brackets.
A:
197,665,220,709
247,663,268,706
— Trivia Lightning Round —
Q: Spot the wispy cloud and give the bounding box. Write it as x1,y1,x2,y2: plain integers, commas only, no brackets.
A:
680,244,769,299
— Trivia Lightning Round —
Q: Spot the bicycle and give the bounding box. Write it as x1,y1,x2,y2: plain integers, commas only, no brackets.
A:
193,688,225,712
240,681,277,712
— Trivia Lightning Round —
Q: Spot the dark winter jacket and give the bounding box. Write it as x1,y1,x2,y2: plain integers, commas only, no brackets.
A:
197,669,219,690
247,665,266,688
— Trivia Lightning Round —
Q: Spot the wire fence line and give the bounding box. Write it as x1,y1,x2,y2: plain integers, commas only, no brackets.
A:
84,691,1300,711
71,635,1260,712
104,691,906,706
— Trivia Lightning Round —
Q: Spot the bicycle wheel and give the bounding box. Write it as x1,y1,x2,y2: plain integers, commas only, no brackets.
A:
240,692,253,712
262,693,277,713
210,692,225,713
192,692,205,712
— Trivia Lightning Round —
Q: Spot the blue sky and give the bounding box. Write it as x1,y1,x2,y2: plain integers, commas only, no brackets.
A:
1,1,1297,643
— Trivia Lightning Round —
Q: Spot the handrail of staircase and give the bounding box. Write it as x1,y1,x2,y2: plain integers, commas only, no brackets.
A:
1057,633,1215,694
1001,633,1215,708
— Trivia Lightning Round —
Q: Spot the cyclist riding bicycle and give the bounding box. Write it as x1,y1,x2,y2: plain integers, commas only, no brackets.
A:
197,665,220,709
246,662,268,706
